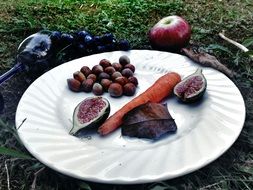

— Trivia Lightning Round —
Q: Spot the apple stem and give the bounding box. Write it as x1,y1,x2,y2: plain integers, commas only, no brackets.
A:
218,32,249,52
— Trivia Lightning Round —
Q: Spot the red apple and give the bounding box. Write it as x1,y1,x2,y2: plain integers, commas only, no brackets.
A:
148,15,191,52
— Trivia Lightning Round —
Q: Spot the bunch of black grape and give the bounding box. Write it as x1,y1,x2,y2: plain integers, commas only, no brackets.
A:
50,30,130,64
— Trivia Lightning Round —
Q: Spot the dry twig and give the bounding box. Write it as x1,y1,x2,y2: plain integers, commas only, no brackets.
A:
219,32,249,52
181,47,234,78
219,31,253,60
30,166,45,190
4,160,11,190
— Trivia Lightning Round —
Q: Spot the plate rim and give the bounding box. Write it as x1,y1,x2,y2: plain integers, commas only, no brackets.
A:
15,50,246,184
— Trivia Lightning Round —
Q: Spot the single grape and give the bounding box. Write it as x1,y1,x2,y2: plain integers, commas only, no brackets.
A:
104,44,115,52
84,35,95,47
94,35,102,46
77,30,90,41
60,33,74,45
97,45,106,53
77,43,85,51
50,31,61,42
101,33,114,44
118,39,130,51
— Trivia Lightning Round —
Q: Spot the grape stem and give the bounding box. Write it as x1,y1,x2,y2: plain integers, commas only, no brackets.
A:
0,62,24,85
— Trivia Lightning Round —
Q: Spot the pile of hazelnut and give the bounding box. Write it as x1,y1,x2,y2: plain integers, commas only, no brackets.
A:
67,55,138,97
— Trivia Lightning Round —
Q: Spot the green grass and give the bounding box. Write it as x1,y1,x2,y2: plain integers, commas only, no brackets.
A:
0,0,253,189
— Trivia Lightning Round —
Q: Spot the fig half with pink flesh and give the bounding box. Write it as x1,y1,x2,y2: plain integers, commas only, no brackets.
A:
174,68,207,102
70,96,110,135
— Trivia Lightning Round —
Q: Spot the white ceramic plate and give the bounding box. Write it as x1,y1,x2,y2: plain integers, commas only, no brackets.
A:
16,50,245,184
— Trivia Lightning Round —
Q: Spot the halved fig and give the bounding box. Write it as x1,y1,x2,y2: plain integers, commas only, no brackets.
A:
174,68,207,102
70,97,110,135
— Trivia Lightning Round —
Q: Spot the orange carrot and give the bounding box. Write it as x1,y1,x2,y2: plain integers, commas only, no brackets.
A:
98,72,181,135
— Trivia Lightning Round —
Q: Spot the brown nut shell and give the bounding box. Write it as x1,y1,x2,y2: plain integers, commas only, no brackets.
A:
98,72,110,81
92,65,103,75
73,71,86,82
99,59,111,68
123,83,136,96
80,66,92,77
111,71,122,81
108,83,123,97
104,66,116,75
87,73,97,82
119,55,130,66
121,68,134,78
128,76,138,86
82,78,95,92
114,76,128,86
124,64,135,73
112,62,123,71
67,78,81,92
92,83,104,95
101,79,112,91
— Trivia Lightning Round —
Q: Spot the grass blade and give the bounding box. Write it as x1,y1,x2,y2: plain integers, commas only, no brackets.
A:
0,146,32,159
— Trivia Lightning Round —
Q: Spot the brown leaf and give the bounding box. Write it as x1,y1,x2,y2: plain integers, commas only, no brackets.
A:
121,102,177,139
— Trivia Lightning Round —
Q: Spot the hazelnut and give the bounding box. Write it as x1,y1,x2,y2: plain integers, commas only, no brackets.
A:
98,72,110,81
73,71,86,82
112,62,122,71
92,65,103,75
104,66,116,75
111,71,122,81
80,66,91,77
92,83,104,95
128,76,138,86
114,76,128,86
119,55,130,66
67,78,81,92
123,83,136,96
121,68,133,78
87,73,97,82
101,79,112,91
99,59,111,68
124,64,135,73
108,83,123,97
82,78,94,92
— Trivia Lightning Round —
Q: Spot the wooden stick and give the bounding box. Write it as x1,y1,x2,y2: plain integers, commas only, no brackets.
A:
4,160,11,190
219,32,249,52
